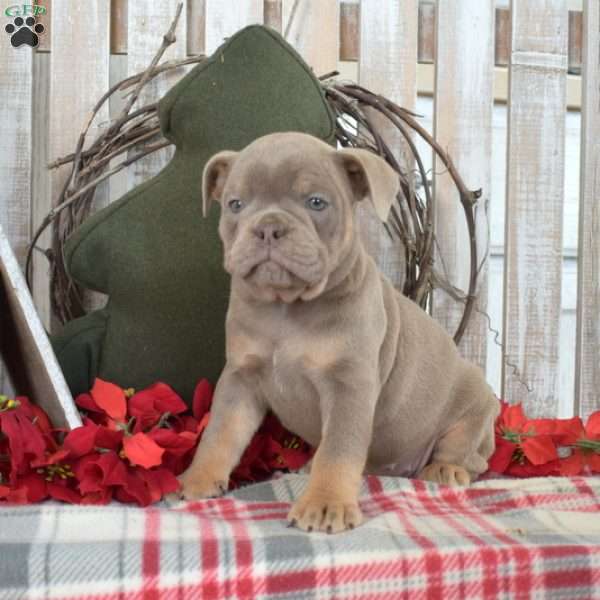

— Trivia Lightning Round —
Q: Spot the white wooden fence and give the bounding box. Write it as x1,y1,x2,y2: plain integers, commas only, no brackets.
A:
0,0,598,419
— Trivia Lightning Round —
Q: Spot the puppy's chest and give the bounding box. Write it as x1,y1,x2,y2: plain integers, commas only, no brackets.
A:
229,333,332,441
232,338,315,399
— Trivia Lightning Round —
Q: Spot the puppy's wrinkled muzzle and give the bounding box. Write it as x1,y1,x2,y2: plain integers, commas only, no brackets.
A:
227,212,327,296
252,215,289,243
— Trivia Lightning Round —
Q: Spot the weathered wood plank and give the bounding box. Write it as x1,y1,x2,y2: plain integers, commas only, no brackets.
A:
432,0,495,369
0,224,81,429
127,2,187,189
264,0,282,33
357,0,418,291
334,3,583,75
187,0,206,55
204,0,263,56
0,34,33,395
35,0,51,52
108,54,129,205
0,43,32,278
31,52,52,334
36,2,586,75
502,0,568,416
339,0,359,62
111,0,128,55
495,6,511,67
569,9,583,76
282,0,338,76
575,0,600,419
418,1,435,65
50,1,111,319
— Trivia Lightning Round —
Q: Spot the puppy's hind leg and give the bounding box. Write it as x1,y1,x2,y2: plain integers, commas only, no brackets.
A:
419,380,499,486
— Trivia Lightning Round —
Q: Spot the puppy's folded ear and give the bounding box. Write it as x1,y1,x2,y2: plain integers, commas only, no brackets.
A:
202,150,238,217
337,148,400,222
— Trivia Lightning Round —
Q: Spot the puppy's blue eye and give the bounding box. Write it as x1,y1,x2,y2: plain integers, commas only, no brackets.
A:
228,199,244,213
306,196,328,211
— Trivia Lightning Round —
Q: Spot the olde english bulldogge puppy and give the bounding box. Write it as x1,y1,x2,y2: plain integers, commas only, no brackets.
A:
176,132,499,533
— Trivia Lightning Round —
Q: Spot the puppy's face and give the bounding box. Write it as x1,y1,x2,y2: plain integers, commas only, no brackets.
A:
202,132,399,303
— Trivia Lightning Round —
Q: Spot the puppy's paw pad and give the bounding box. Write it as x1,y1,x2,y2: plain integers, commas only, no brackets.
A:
164,490,184,505
287,495,362,533
177,477,228,501
418,463,471,487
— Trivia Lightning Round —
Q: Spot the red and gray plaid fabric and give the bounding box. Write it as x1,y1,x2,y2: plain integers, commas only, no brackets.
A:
1,474,600,599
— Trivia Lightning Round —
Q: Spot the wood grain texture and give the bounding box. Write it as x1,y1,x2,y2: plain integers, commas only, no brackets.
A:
187,0,206,55
204,0,263,55
495,6,511,67
35,0,51,52
339,1,358,62
417,1,435,64
50,2,110,320
127,1,187,189
264,0,282,33
33,2,587,75
108,54,129,205
0,42,32,272
0,32,33,395
357,0,418,291
575,0,600,418
502,0,568,416
432,0,494,369
111,0,128,54
0,224,81,429
31,52,52,333
569,10,583,75
282,0,338,76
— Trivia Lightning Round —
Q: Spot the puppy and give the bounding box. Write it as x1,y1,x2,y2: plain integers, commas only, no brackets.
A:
177,132,499,533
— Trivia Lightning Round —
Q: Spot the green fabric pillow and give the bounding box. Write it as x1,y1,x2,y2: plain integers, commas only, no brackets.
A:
51,25,336,403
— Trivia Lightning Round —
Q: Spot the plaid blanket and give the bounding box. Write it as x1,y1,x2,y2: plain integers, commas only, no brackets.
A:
1,474,600,599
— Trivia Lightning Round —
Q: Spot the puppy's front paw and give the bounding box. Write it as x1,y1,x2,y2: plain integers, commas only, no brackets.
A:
172,472,228,502
287,491,362,533
418,462,471,486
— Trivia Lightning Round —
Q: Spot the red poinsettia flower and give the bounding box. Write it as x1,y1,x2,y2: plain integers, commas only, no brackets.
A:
0,376,315,506
1,455,85,504
89,379,127,423
148,428,198,474
113,467,180,506
559,412,600,475
0,483,28,503
192,379,214,420
0,396,47,483
232,434,270,484
229,414,313,486
526,416,584,446
128,383,187,433
74,451,126,496
63,418,124,457
168,379,212,437
0,472,47,504
489,402,558,474
266,436,312,471
72,450,179,506
122,432,164,469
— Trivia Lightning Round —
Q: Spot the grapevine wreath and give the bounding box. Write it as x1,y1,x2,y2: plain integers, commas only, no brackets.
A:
28,4,481,340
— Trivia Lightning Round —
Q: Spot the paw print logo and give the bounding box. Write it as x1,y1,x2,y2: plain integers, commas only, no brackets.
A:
5,16,45,48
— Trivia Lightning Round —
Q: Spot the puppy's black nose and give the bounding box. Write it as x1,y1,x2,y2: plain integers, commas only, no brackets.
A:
253,222,288,242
